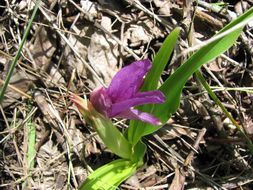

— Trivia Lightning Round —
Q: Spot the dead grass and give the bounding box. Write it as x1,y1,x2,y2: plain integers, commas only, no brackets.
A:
0,0,253,189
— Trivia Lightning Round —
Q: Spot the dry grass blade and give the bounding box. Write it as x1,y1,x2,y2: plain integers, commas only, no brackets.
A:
38,3,105,86
0,1,253,189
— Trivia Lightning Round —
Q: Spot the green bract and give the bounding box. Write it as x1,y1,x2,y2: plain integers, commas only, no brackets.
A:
71,94,132,159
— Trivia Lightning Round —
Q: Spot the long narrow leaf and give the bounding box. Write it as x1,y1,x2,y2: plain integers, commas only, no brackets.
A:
142,27,181,91
22,102,36,189
128,7,253,145
128,28,180,144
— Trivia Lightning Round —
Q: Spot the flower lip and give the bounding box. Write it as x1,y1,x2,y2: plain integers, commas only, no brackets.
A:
89,59,166,125
109,91,165,117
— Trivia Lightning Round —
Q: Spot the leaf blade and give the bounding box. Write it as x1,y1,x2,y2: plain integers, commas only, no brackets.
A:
128,7,253,144
79,159,141,190
127,28,180,144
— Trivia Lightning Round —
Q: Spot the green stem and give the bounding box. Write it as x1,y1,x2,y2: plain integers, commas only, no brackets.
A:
0,0,41,104
195,70,253,155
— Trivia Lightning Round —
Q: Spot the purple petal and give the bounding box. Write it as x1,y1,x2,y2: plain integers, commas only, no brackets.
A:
135,91,165,103
116,109,162,125
109,90,165,117
90,87,112,117
107,59,152,102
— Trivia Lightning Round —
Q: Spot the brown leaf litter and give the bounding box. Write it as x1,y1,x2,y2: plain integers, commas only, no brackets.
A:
0,0,253,189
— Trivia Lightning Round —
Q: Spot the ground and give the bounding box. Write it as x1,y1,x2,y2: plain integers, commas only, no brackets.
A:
0,0,253,189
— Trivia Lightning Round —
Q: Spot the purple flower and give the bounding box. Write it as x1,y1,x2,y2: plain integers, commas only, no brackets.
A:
90,59,165,125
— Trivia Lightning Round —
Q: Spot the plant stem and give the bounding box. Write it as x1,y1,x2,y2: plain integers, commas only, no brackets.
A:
0,0,41,104
195,70,253,155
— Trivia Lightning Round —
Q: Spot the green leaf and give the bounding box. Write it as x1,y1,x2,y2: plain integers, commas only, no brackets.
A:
128,27,180,144
79,159,142,190
131,140,146,162
142,27,181,91
128,7,253,145
148,6,253,134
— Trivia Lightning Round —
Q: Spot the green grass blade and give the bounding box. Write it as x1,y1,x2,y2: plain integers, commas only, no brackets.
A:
22,101,36,189
195,70,253,154
0,0,41,104
27,113,36,170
